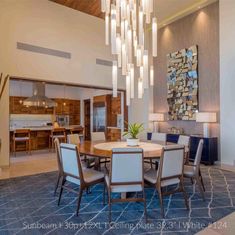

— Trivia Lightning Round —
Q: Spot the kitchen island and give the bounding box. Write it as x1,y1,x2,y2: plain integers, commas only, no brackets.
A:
10,125,83,152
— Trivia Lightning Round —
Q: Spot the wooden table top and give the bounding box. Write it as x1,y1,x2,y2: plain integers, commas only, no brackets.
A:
78,141,165,159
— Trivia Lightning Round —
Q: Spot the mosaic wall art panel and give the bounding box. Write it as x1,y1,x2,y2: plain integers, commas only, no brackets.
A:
167,45,198,120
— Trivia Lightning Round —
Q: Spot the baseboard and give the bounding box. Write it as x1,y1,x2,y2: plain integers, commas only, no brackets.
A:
214,161,235,172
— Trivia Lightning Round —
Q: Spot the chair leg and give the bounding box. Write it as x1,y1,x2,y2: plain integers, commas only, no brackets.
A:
190,178,194,184
58,178,66,206
143,190,148,223
196,177,205,201
76,188,83,216
14,140,16,157
157,186,164,218
199,169,205,192
180,179,189,210
54,173,62,196
103,184,106,205
108,190,112,223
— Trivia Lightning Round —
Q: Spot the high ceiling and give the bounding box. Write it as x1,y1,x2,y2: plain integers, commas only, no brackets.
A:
50,0,217,27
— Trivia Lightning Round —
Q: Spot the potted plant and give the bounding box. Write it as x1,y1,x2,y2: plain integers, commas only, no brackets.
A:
123,123,144,146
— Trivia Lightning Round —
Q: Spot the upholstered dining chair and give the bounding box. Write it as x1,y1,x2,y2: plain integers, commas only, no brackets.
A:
49,127,66,151
91,132,106,141
184,139,205,200
151,133,167,144
54,138,62,196
91,132,110,169
144,145,189,218
67,134,93,168
147,132,167,168
177,135,190,164
58,143,104,215
104,148,147,223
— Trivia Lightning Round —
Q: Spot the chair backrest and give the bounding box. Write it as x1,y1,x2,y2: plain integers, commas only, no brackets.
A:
70,127,83,134
60,143,84,184
194,139,204,172
177,135,190,147
91,132,106,142
67,134,80,145
151,133,167,144
110,148,143,184
159,145,185,180
14,129,30,138
54,138,62,172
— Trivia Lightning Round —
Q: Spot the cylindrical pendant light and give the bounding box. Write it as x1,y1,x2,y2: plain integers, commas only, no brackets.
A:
105,14,109,45
136,45,142,66
126,72,130,106
120,0,127,20
101,0,106,12
152,17,158,57
138,78,143,99
143,50,149,89
122,43,127,75
112,61,118,97
106,0,110,14
116,0,120,27
127,27,132,63
150,65,154,86
111,6,117,54
130,64,134,99
139,7,144,46
116,34,122,67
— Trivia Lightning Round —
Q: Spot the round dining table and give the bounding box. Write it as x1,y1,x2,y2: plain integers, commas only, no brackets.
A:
78,140,165,159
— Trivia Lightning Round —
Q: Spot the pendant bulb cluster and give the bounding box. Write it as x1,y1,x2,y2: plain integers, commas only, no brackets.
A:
103,0,158,106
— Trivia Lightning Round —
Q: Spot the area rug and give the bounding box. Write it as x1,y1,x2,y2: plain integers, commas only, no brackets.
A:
0,167,235,235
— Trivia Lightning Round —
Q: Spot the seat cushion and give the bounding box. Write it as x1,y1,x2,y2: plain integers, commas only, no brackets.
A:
144,169,180,186
66,168,104,185
15,137,30,141
184,165,196,177
51,135,65,139
144,168,158,184
105,175,142,193
161,178,180,187
83,169,104,183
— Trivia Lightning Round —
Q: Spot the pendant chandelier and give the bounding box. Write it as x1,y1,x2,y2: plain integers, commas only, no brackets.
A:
101,0,158,105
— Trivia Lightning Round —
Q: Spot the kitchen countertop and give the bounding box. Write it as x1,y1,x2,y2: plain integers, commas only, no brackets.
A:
10,125,83,132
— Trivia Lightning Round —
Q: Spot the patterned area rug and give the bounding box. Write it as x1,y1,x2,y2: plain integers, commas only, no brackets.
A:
0,167,235,235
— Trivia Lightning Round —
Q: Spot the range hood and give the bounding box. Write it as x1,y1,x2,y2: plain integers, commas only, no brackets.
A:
23,82,57,107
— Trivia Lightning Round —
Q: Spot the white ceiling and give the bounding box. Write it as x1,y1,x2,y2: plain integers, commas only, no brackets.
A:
155,0,217,27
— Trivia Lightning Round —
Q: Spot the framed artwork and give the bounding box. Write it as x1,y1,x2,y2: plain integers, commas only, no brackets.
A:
167,45,198,120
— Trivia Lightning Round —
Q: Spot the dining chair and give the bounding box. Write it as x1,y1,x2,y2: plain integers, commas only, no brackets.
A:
54,138,62,196
91,132,110,169
146,133,167,169
151,133,167,144
104,148,147,223
178,135,190,164
184,139,205,200
67,134,80,145
49,127,66,151
144,145,189,218
58,143,104,215
13,129,31,156
67,134,93,167
91,132,106,142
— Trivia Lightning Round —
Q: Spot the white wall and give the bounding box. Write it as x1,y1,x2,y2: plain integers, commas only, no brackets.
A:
0,0,125,89
220,0,235,167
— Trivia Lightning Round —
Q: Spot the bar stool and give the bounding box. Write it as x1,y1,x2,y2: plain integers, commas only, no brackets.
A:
13,129,31,156
49,128,66,151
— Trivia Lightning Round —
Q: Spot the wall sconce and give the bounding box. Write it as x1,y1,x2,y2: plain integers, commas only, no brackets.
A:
149,113,165,132
196,112,217,137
